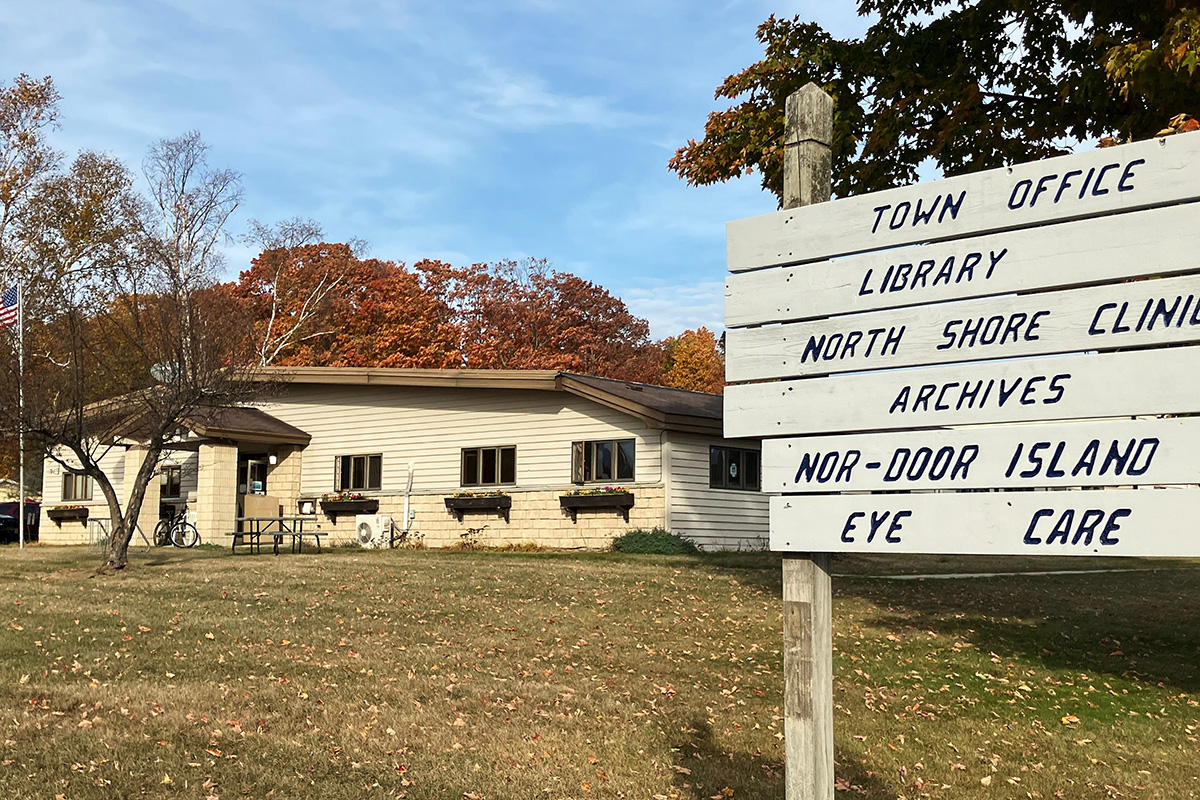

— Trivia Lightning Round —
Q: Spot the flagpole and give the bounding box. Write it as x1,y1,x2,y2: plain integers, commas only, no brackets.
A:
17,279,24,550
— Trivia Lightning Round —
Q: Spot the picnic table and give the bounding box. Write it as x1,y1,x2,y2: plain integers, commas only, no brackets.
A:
230,516,322,555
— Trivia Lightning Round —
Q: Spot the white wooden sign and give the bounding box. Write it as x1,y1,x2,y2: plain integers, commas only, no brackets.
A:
725,136,1200,558
727,274,1200,381
726,345,1200,439
726,203,1200,327
728,133,1200,272
769,489,1200,557
762,417,1200,492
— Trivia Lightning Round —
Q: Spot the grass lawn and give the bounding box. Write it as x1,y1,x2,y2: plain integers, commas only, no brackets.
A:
0,546,1196,799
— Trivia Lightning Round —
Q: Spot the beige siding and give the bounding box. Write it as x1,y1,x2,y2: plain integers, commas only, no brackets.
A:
302,486,666,550
259,385,664,496
243,384,669,548
40,446,129,545
666,432,769,550
159,451,200,502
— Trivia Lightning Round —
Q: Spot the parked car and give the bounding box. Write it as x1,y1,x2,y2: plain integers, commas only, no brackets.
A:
0,501,39,544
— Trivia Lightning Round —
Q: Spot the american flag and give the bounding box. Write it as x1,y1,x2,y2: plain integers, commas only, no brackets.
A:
0,285,17,329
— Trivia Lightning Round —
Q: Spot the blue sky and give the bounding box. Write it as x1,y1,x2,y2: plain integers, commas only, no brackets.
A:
1,1,864,338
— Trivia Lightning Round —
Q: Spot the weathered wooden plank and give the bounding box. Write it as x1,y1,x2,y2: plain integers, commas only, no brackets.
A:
777,83,836,800
762,417,1200,492
724,345,1200,439
769,489,1200,557
727,133,1200,273
782,552,833,800
726,202,1200,328
727,273,1200,382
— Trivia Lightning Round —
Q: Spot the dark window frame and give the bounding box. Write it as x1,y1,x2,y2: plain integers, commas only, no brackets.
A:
572,438,635,484
709,446,761,491
335,453,383,492
62,472,92,502
161,465,183,498
460,445,517,487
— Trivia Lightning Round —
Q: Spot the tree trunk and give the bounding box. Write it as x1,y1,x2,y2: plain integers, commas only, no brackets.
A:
107,520,132,569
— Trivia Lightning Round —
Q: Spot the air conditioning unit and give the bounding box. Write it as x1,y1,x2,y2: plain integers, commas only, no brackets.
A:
355,514,392,548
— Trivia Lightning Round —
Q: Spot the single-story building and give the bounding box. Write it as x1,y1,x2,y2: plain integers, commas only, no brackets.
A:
38,368,768,550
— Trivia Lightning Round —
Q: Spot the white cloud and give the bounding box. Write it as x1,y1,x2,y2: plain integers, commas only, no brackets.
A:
620,278,725,339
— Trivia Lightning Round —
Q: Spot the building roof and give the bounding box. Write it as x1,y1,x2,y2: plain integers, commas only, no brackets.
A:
256,367,726,435
183,406,312,446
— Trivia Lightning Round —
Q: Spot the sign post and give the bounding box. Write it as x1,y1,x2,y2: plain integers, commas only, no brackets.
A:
724,86,1200,799
779,83,835,800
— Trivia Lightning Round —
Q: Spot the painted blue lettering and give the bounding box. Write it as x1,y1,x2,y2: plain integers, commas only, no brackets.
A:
801,335,825,364
912,196,940,225
939,191,965,222
985,249,1007,279
1020,375,1046,405
1073,509,1105,545
1054,170,1082,203
1092,163,1120,196
1008,180,1033,209
1117,159,1143,192
951,445,979,479
1024,508,1055,544
857,269,875,296
836,451,862,482
840,511,864,542
871,206,891,234
1090,303,1116,335
1030,173,1057,207
1099,509,1130,545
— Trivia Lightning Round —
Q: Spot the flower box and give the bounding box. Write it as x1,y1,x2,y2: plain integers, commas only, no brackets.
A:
47,507,89,525
559,492,635,523
444,495,512,523
319,498,379,520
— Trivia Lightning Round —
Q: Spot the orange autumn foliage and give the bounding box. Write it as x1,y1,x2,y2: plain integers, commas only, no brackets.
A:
662,327,725,394
443,259,663,382
230,251,665,382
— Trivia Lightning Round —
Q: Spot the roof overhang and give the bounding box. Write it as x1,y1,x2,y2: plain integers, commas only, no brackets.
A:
256,367,725,436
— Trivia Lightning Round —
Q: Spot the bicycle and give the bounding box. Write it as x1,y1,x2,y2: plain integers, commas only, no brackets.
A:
154,509,200,548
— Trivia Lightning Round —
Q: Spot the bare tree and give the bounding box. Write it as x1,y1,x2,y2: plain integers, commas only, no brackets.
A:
236,219,368,366
0,113,258,569
242,216,324,251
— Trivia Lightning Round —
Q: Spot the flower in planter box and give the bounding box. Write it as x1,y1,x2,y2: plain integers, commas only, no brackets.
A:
321,491,367,502
49,505,86,511
563,486,630,496
452,490,509,498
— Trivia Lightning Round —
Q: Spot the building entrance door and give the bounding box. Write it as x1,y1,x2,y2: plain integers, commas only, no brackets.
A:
238,457,269,496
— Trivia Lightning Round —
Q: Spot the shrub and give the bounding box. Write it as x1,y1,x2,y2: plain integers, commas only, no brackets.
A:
611,528,698,555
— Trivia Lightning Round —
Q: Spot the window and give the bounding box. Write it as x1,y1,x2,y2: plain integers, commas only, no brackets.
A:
335,454,382,492
572,439,635,483
62,473,92,501
710,446,760,491
161,465,182,498
461,446,516,486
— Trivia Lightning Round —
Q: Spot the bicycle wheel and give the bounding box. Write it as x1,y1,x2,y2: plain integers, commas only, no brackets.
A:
171,522,200,548
153,519,171,547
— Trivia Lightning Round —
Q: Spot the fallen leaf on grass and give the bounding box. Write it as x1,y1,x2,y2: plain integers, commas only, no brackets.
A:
980,775,992,786
1061,715,1081,726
